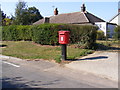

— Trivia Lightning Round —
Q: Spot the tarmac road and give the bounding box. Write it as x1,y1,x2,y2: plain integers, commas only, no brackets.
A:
65,51,119,82
1,55,118,88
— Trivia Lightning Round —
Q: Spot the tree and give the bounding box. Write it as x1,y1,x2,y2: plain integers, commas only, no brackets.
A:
0,9,14,26
0,10,12,26
1,11,6,20
0,10,6,26
14,1,43,25
14,1,29,25
0,9,2,26
28,7,43,24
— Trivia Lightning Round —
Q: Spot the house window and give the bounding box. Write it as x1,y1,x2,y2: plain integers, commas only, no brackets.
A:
99,24,102,28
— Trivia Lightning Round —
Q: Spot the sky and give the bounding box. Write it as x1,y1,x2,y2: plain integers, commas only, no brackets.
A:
0,1,120,21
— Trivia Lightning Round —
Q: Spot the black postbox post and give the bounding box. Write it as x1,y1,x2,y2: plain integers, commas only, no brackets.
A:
58,31,70,60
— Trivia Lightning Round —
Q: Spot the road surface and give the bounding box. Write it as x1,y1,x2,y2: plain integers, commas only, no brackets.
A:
1,56,118,88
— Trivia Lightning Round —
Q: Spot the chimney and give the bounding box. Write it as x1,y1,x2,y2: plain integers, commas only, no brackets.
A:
44,17,49,23
81,3,86,12
118,9,120,13
54,8,58,15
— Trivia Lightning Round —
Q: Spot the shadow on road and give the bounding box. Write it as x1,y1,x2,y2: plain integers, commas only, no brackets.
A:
2,77,60,89
2,77,31,88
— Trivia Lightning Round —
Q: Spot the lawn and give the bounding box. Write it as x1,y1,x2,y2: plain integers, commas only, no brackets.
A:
1,41,94,63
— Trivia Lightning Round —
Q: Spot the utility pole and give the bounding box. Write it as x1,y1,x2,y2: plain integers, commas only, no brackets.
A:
18,0,23,2
52,6,55,15
0,3,2,42
0,4,2,26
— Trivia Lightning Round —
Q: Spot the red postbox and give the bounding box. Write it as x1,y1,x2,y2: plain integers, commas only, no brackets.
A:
58,31,70,44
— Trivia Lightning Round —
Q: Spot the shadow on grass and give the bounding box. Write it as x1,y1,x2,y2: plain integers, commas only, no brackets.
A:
95,43,120,51
0,44,7,47
66,56,108,61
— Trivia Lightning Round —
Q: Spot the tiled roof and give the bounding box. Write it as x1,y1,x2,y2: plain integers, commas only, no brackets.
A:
33,18,44,25
33,11,105,25
85,12,105,23
50,12,89,24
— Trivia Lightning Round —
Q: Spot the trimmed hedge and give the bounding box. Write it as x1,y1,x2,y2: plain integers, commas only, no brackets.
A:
2,25,32,41
58,24,98,49
2,24,98,49
31,24,60,45
2,25,18,41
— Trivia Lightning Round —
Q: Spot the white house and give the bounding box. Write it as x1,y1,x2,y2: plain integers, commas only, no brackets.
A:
95,9,120,38
109,9,120,25
95,22,117,38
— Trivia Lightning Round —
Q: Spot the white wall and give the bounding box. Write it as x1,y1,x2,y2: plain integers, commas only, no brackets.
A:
110,16,118,25
95,22,107,36
110,14,120,25
118,14,120,25
95,22,116,38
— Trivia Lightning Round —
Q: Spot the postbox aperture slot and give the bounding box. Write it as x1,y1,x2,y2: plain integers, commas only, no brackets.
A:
61,37,64,41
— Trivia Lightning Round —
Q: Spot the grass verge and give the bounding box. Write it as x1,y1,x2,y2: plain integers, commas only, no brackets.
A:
96,40,120,51
1,41,94,63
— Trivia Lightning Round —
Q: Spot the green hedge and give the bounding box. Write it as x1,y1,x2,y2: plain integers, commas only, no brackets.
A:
2,24,98,49
17,25,32,41
58,24,98,49
31,24,60,45
2,25,32,41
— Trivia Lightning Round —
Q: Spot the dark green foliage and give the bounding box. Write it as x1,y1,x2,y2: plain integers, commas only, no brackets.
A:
2,24,98,49
14,1,28,25
14,1,43,25
113,26,120,40
28,7,43,24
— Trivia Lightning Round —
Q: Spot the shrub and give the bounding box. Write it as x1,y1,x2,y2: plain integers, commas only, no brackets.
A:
113,26,120,40
54,55,61,63
96,30,105,40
